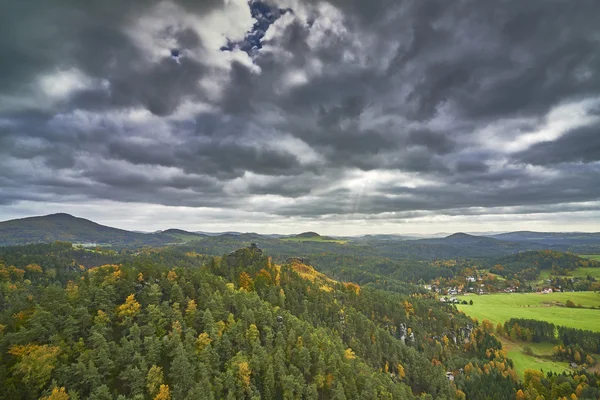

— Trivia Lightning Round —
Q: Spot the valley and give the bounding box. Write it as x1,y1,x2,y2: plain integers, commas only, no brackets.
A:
1,214,600,399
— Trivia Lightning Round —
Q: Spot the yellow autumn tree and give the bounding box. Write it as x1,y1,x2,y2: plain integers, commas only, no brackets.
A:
25,263,43,274
9,344,60,390
238,361,251,390
516,389,526,400
154,384,171,400
344,348,356,360
40,386,69,400
196,332,212,353
442,335,450,347
185,299,197,315
239,272,253,291
167,270,178,281
397,363,406,379
256,268,272,284
403,301,414,317
185,299,197,325
117,294,141,319
481,319,494,333
344,282,361,295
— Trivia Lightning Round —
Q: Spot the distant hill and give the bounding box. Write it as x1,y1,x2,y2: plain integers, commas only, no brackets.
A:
397,232,543,257
493,250,600,269
487,250,600,280
195,231,242,236
295,232,321,238
439,232,496,245
158,229,208,244
285,232,341,242
353,234,419,241
0,213,175,247
487,231,600,246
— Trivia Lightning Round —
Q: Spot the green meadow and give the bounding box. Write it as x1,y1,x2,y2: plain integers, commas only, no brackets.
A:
570,267,600,279
580,254,600,261
458,292,600,377
456,292,600,331
502,339,570,379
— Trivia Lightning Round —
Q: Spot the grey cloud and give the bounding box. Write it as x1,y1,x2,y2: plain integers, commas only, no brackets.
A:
219,61,257,115
515,123,600,166
1,0,213,116
274,163,600,217
454,159,489,174
1,0,600,225
407,130,455,155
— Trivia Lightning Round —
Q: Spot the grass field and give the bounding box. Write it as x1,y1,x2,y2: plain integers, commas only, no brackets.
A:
456,292,600,331
502,339,569,378
570,267,600,279
580,254,600,261
457,292,600,377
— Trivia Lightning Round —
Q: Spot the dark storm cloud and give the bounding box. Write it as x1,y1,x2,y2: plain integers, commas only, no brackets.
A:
407,130,455,155
275,163,600,217
0,0,210,115
383,1,600,121
514,123,600,166
1,0,600,222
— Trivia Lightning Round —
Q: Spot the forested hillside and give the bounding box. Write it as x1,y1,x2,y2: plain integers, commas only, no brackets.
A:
0,242,536,399
0,214,175,247
489,251,600,281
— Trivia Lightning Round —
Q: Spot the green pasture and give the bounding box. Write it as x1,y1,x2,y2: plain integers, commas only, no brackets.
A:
505,345,569,379
456,292,600,332
580,254,600,261
570,267,600,279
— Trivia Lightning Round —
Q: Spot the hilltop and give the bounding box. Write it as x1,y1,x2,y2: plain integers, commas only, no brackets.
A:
282,232,344,243
0,213,176,247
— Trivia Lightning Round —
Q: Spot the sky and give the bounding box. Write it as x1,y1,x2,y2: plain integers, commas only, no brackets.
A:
1,0,600,235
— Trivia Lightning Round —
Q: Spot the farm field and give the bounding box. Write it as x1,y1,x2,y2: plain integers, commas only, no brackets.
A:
580,254,600,261
570,267,600,279
500,338,570,379
456,292,600,331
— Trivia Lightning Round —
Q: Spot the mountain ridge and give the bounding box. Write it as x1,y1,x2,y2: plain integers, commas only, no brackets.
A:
2,213,600,256
0,213,174,247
